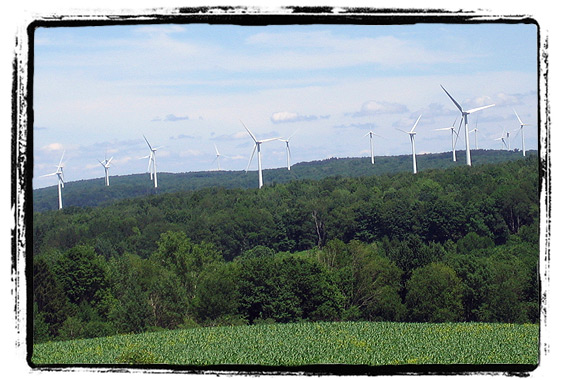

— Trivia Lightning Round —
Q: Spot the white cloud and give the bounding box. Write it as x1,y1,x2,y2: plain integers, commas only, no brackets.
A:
270,111,320,123
41,143,64,152
350,100,408,117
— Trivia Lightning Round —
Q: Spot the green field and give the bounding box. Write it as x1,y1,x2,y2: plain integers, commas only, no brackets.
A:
32,321,539,367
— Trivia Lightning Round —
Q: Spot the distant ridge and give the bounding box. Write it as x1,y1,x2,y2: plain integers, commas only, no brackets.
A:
33,149,537,212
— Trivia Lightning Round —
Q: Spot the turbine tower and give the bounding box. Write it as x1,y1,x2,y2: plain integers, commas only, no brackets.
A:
396,115,422,174
364,130,380,164
441,85,495,166
143,135,159,188
40,151,65,209
241,120,280,188
513,109,530,157
98,155,113,186
434,118,459,162
279,131,297,171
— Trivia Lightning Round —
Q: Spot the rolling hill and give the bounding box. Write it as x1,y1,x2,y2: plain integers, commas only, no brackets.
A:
33,149,537,212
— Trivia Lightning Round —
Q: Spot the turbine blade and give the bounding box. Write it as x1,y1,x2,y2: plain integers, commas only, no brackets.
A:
513,108,525,126
454,116,464,146
107,157,113,165
396,128,409,134
246,144,257,172
288,130,298,140
240,120,257,142
259,137,282,143
434,127,452,131
440,85,463,113
410,115,422,133
39,172,57,178
143,135,153,150
214,143,220,156
467,104,495,114
58,151,66,168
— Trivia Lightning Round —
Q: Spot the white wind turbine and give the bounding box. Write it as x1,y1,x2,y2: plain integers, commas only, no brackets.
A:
494,128,509,151
364,130,380,164
40,151,66,209
142,135,159,188
441,85,495,166
513,109,530,157
98,155,113,186
241,120,280,188
469,116,479,150
434,117,459,162
396,115,422,174
213,143,223,171
279,131,297,171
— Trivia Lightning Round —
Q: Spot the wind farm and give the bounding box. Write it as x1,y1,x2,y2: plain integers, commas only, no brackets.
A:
32,23,538,209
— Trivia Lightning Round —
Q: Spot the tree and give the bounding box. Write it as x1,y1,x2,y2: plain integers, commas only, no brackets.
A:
405,262,464,322
477,251,530,323
33,256,70,337
349,241,406,321
107,254,153,333
54,244,108,307
194,262,242,324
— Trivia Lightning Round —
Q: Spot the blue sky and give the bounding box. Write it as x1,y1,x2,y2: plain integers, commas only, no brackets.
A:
33,21,538,188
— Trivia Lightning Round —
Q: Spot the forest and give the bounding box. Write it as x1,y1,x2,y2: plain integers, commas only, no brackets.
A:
32,153,540,343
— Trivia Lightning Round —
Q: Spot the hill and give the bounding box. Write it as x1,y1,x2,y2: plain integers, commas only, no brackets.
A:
32,154,540,342
33,149,536,212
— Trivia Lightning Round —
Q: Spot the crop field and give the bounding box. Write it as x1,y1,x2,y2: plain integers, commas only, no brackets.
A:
32,321,539,367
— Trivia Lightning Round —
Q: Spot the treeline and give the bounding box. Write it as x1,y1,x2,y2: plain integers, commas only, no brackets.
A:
33,149,534,212
32,156,540,343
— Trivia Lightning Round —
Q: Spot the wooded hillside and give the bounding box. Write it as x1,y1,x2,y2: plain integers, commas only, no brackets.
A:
32,153,541,343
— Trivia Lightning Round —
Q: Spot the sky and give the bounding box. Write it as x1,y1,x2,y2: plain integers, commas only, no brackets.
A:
32,20,539,189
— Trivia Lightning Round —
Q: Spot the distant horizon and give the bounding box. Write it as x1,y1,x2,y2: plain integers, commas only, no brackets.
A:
33,147,537,190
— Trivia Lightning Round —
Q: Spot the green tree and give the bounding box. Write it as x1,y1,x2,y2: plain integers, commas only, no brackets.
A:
33,256,70,338
477,251,530,323
349,241,406,321
54,245,108,307
405,262,464,322
194,262,242,324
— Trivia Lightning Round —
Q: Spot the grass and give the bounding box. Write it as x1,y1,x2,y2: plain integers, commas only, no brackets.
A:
32,321,539,367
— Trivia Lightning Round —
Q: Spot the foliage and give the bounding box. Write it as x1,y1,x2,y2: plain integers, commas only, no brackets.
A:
32,154,540,340
405,262,465,322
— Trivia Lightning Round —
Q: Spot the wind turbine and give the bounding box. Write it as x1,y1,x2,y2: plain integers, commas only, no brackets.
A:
213,143,223,171
495,129,509,151
469,116,479,150
143,135,159,188
396,115,422,174
40,151,65,209
513,109,530,157
364,130,380,164
279,131,297,170
241,120,280,188
434,117,459,162
440,85,495,166
98,155,113,186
